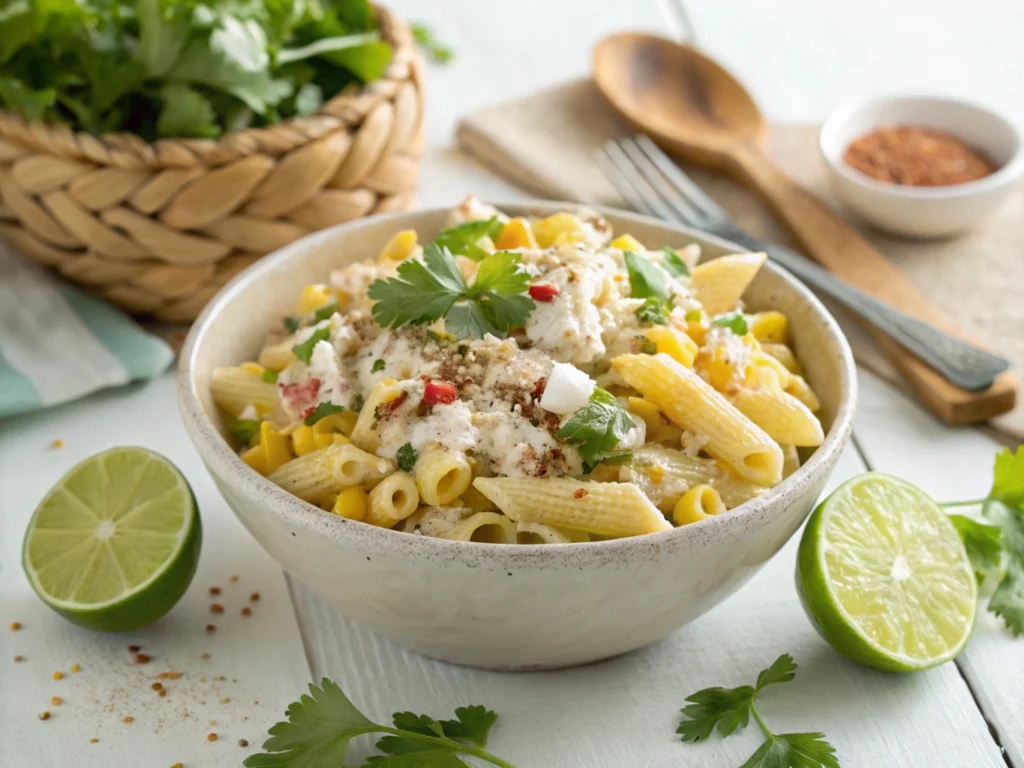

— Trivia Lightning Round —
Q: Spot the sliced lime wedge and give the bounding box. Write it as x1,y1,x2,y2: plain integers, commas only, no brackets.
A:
796,472,976,672
22,447,201,632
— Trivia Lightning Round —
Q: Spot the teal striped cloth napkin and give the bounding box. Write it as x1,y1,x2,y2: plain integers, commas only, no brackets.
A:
0,244,174,418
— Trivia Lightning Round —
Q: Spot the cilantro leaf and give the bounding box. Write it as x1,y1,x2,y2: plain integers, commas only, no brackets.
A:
243,678,378,767
951,514,1004,581
263,369,279,383
991,447,1024,508
677,684,754,742
305,402,345,426
284,316,301,334
639,336,657,355
368,245,534,340
314,302,340,323
432,218,505,262
636,296,670,325
557,388,636,469
229,419,262,445
712,312,749,336
755,653,797,691
678,654,837,768
0,75,55,121
624,250,670,302
157,84,219,139
292,325,330,364
411,23,455,64
661,246,690,277
740,733,839,768
990,560,1024,636
438,706,498,747
397,443,418,473
372,359,387,373
247,679,513,768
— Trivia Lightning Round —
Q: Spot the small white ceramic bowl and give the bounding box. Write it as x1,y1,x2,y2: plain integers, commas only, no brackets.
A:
178,204,856,670
820,95,1024,238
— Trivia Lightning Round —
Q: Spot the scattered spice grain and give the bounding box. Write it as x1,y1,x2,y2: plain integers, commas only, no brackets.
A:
221,697,231,704
90,738,99,744
52,671,64,680
134,653,151,664
70,664,81,673
171,763,183,768
230,575,239,583
205,624,216,633
207,733,218,742
14,655,25,662
210,604,224,614
50,696,62,706
159,689,167,698
9,621,22,631
238,739,249,747
51,439,64,449
249,592,260,602
123,716,135,724
241,607,252,617
200,653,211,660
129,645,141,653
209,587,221,596
39,711,51,720
152,683,163,692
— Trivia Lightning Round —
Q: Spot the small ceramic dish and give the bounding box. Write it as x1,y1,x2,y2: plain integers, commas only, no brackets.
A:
177,204,857,670
819,95,1024,238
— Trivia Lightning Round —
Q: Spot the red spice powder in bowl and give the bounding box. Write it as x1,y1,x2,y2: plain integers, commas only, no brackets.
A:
820,95,1023,238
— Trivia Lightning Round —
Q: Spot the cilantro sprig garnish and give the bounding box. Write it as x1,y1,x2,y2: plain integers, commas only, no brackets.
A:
431,217,505,262
661,245,690,277
712,312,749,336
678,654,839,768
397,443,418,472
367,244,535,340
292,325,330,364
625,250,676,327
243,678,516,768
557,388,635,471
943,447,1024,635
636,296,670,325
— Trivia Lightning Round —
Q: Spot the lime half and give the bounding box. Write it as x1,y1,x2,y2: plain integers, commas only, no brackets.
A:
22,447,201,632
797,472,975,672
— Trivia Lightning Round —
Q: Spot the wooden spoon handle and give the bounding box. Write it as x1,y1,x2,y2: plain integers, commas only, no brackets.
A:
728,144,1016,425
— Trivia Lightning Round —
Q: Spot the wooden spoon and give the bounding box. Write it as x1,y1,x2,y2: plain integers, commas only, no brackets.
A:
593,32,1016,426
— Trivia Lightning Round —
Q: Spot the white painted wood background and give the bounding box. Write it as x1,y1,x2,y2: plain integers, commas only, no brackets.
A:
1,0,1022,766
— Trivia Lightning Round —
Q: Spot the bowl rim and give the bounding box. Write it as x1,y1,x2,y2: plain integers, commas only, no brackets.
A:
177,202,857,566
819,93,1024,200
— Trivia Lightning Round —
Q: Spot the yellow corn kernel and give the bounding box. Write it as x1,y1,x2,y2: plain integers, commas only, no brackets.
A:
697,347,737,392
643,326,698,367
259,341,295,371
313,411,357,439
627,396,683,444
610,234,644,251
648,464,665,485
748,311,789,344
673,485,726,526
684,317,708,346
242,422,294,476
531,213,584,247
239,362,265,376
290,425,319,456
295,284,333,314
332,486,368,521
494,217,538,250
378,230,418,262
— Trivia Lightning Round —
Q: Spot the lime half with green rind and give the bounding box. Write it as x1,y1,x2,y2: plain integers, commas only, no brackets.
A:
22,447,201,632
797,472,976,672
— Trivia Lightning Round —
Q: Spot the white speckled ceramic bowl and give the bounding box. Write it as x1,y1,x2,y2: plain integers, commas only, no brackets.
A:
178,203,856,670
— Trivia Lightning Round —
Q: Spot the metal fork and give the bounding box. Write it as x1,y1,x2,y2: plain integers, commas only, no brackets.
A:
595,135,1011,392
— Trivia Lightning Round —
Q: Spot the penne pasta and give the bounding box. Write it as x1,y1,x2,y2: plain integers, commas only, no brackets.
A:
729,384,824,447
613,353,783,486
441,512,518,543
627,444,764,512
211,365,287,423
268,443,391,506
366,472,420,528
690,251,767,316
415,446,473,506
473,477,672,537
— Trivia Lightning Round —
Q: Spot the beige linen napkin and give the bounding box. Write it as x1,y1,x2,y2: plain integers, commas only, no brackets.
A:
456,79,1024,443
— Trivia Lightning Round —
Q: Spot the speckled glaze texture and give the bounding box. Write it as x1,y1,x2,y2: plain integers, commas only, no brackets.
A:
178,203,856,670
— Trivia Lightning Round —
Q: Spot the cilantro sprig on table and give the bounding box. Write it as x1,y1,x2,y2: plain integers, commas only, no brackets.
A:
943,447,1024,635
367,244,535,340
557,388,635,471
243,678,516,768
678,654,839,768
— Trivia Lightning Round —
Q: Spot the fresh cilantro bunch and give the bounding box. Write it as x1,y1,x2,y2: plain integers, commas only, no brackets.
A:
367,243,535,340
243,678,517,768
0,0,393,139
944,447,1024,635
557,388,635,471
678,654,839,768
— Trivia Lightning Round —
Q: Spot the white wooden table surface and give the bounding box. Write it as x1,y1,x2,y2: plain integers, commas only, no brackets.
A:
2,1,1022,766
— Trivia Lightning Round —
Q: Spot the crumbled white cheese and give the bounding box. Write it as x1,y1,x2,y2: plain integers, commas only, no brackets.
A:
539,362,595,415
410,400,479,453
474,411,583,477
307,340,354,409
679,430,710,458
445,195,507,226
525,265,605,365
238,405,259,421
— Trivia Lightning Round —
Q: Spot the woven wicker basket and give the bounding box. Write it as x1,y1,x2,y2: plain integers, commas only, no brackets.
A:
0,7,424,322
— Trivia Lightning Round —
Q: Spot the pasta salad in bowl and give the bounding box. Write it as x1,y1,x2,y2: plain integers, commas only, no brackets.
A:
179,198,855,668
